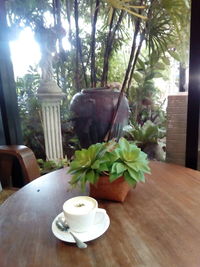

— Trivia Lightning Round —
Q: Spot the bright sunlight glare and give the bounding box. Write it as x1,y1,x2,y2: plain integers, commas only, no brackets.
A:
9,27,41,78
9,11,99,79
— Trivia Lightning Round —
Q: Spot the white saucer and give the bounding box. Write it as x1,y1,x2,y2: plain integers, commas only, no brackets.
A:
52,212,110,243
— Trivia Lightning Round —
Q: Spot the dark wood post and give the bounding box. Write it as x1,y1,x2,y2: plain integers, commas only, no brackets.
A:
0,0,22,145
185,0,200,169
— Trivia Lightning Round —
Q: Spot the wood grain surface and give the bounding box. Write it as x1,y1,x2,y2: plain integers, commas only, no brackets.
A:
0,161,200,267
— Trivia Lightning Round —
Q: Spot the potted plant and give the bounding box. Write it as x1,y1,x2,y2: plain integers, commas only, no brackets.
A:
68,137,150,202
124,120,166,161
69,1,147,148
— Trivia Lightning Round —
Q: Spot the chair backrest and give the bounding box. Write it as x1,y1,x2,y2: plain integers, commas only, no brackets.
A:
0,145,40,187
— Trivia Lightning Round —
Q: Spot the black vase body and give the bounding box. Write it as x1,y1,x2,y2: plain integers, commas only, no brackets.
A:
70,88,130,148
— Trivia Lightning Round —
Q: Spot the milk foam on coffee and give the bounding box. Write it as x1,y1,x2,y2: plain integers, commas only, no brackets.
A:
63,196,96,215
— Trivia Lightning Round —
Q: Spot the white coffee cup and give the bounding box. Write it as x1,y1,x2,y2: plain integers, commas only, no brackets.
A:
63,196,106,233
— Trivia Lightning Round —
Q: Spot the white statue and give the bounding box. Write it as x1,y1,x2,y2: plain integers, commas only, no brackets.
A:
35,25,57,81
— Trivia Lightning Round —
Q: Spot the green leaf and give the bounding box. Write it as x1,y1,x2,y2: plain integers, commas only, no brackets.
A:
125,162,140,172
139,172,145,183
118,137,131,151
128,161,151,174
91,160,100,169
162,57,170,65
81,176,87,191
69,174,80,185
154,72,163,78
68,161,83,172
127,168,141,182
109,172,121,182
105,151,119,163
69,171,84,185
98,163,109,172
124,171,137,186
122,148,140,162
75,149,86,160
115,162,127,174
93,172,99,184
137,58,145,69
86,170,96,184
133,72,143,83
146,73,154,81
168,50,180,61
155,62,166,70
111,162,118,173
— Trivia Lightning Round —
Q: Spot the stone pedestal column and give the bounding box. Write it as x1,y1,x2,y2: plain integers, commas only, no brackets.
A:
37,80,65,161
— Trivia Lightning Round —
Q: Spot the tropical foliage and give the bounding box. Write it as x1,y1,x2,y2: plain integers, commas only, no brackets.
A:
16,67,45,158
124,120,166,146
7,0,190,92
124,120,166,160
37,158,69,175
7,0,190,158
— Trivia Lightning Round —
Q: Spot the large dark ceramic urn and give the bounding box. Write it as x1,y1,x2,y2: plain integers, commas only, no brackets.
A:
70,88,129,148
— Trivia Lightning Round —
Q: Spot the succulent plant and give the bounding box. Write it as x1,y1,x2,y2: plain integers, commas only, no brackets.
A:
68,137,150,190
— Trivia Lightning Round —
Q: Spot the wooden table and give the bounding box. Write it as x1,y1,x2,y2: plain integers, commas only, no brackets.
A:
1,161,200,267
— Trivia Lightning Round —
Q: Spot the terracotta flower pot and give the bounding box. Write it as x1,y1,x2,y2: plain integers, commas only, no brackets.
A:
89,175,132,202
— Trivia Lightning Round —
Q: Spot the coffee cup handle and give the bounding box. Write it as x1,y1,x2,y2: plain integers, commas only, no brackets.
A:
94,208,107,225
61,214,68,224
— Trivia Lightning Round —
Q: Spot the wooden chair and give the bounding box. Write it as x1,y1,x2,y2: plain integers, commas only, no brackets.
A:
0,145,40,204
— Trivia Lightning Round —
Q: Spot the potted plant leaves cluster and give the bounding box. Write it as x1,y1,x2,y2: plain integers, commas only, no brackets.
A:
68,137,150,202
37,158,68,175
124,120,166,161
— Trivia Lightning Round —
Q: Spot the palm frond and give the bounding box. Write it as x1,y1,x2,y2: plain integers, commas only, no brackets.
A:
104,0,147,20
